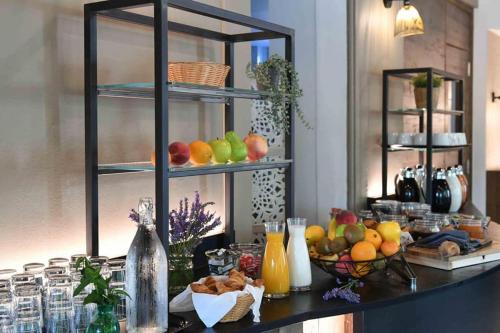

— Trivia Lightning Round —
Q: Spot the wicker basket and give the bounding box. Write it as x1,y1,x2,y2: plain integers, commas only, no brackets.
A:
168,62,230,87
219,293,254,323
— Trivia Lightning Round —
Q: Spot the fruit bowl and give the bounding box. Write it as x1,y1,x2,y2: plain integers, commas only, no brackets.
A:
310,252,401,279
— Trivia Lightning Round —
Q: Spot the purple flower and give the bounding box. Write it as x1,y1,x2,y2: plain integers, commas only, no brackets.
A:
323,279,363,304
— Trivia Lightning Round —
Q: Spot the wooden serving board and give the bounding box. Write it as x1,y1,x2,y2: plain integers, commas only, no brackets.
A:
403,241,500,270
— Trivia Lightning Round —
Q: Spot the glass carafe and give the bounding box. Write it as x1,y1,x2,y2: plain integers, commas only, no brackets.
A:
126,198,168,333
262,222,289,299
286,218,311,291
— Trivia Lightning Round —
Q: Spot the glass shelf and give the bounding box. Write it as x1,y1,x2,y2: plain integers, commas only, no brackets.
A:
97,82,270,102
386,144,470,153
98,157,292,177
388,108,464,116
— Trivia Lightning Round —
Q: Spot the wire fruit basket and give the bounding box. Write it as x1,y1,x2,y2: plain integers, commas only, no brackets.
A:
310,252,401,279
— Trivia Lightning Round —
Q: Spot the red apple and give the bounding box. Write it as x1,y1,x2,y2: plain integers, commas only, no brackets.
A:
243,133,269,161
335,254,354,274
330,208,343,217
168,142,190,166
336,210,358,225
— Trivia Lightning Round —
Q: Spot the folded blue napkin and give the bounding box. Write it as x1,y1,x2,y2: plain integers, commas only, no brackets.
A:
414,230,482,251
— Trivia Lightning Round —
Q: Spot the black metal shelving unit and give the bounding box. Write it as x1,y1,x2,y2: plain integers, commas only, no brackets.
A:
84,0,295,256
382,67,467,204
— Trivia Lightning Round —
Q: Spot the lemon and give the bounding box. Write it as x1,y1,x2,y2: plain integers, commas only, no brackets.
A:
305,225,325,247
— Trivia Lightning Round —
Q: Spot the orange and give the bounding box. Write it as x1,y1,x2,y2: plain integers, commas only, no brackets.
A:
189,140,213,165
364,229,382,251
380,241,400,257
150,151,172,166
350,241,377,262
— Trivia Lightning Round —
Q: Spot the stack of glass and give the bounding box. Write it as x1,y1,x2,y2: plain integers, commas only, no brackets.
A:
0,254,123,333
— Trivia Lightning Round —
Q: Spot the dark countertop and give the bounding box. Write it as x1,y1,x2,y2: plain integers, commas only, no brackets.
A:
175,260,500,333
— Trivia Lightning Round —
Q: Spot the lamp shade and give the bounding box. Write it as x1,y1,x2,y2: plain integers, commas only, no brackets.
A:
395,4,424,37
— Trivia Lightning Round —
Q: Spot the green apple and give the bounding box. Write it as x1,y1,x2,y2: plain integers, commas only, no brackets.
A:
336,224,347,238
208,138,231,163
225,131,248,162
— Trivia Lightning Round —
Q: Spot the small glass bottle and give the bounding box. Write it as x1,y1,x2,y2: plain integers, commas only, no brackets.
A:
126,198,168,333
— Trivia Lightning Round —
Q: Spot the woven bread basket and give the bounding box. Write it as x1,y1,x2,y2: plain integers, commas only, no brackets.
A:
168,62,230,87
219,293,255,323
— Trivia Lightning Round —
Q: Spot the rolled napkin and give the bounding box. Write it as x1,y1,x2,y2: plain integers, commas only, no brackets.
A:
414,230,481,251
169,275,264,328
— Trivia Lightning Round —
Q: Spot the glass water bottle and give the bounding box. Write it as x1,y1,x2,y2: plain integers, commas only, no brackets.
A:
126,198,168,333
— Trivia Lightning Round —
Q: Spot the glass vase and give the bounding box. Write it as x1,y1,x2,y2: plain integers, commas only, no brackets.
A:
126,198,168,333
86,305,120,333
168,254,194,296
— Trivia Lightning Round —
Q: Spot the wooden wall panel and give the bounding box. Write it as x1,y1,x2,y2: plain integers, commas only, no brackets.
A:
446,2,472,50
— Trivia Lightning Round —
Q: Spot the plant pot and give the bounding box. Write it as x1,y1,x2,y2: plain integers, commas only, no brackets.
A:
86,305,120,333
256,67,281,91
414,87,440,110
168,254,194,296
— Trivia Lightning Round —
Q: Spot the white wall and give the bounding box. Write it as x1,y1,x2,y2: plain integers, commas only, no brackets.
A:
268,0,348,227
486,31,500,170
473,0,500,213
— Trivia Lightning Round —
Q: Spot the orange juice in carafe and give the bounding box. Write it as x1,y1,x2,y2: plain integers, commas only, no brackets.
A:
262,222,289,298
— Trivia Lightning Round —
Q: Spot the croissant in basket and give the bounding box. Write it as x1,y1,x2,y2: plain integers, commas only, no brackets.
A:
190,269,264,295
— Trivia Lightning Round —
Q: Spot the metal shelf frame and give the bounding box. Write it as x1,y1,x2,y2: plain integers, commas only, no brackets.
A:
85,0,295,256
382,67,465,204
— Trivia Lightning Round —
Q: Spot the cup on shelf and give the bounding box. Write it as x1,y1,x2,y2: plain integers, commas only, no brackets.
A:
457,133,467,145
432,133,450,146
413,133,427,146
387,133,399,145
397,133,413,145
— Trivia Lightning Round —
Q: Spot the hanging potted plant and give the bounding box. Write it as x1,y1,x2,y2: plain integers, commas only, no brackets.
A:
411,73,443,110
246,54,310,134
74,257,128,333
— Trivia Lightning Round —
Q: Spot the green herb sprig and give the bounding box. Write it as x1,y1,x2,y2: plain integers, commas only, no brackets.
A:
73,257,129,306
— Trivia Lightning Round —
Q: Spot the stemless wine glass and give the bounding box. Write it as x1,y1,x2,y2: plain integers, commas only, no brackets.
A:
48,259,70,274
13,284,42,333
108,259,125,283
23,264,45,288
110,282,126,321
262,222,289,299
0,290,14,333
71,272,94,333
46,275,74,333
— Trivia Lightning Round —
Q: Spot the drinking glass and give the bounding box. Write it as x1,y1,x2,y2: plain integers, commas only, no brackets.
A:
0,271,16,291
11,275,34,289
0,290,14,332
0,281,10,292
48,259,70,274
69,255,86,273
22,265,44,288
286,218,311,291
46,275,74,333
262,222,289,299
13,284,42,333
89,257,110,279
110,282,126,321
108,259,125,283
71,272,95,333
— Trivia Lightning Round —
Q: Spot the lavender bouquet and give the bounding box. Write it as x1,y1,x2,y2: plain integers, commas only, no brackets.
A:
129,191,221,256
323,278,364,304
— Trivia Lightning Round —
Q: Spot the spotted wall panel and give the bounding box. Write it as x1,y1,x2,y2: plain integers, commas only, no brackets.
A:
251,100,286,224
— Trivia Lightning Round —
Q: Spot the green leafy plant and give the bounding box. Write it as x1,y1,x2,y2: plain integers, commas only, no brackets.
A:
73,257,129,306
246,54,310,133
411,73,443,88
